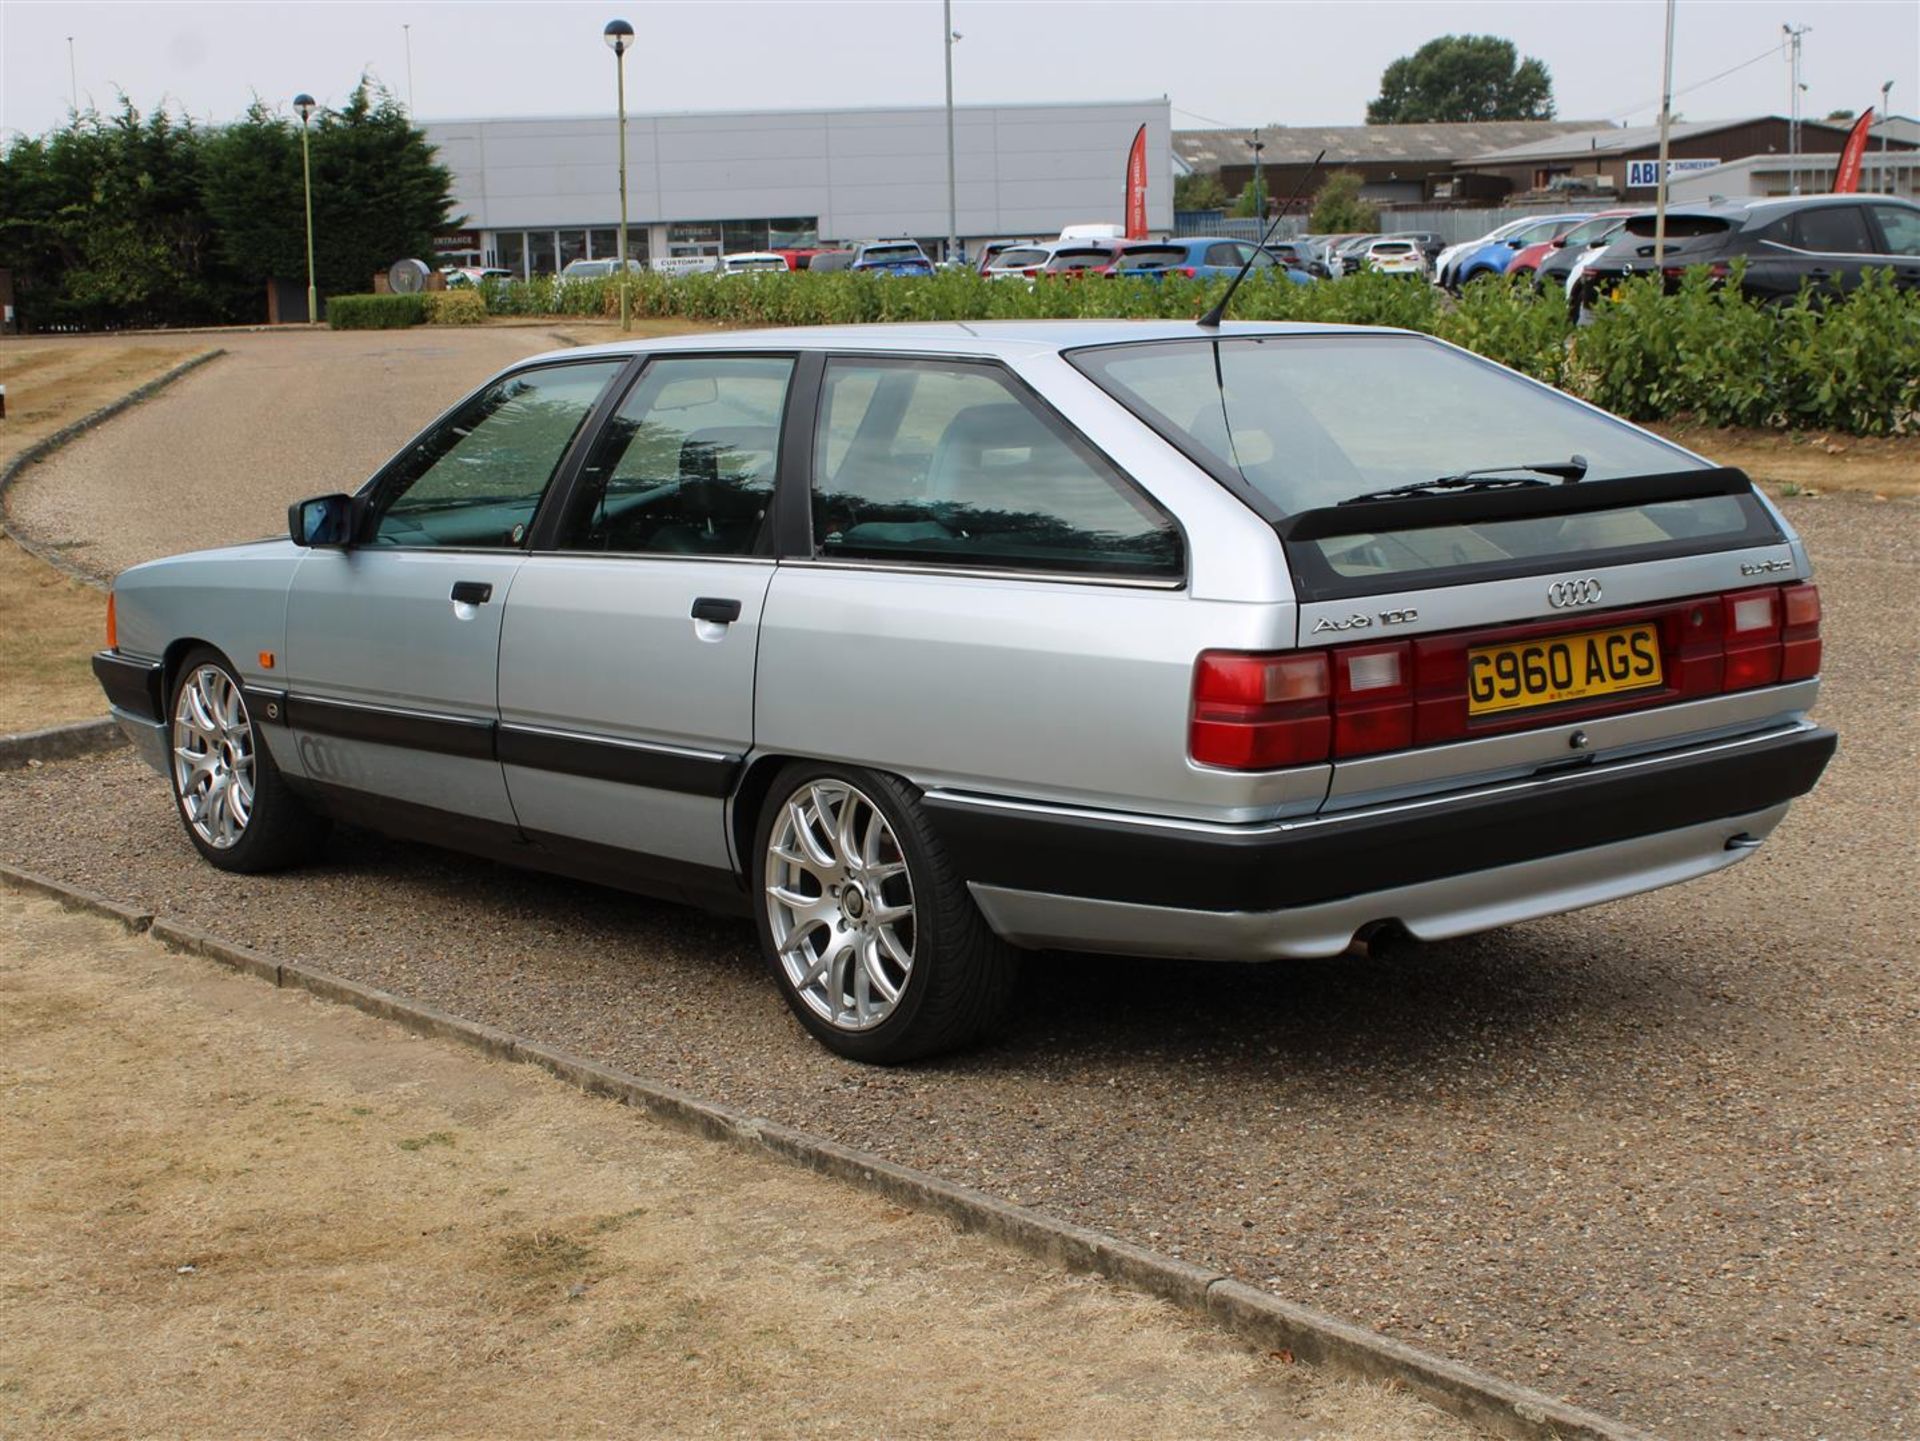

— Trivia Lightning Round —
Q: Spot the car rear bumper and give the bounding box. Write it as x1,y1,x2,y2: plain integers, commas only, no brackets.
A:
926,721,1835,957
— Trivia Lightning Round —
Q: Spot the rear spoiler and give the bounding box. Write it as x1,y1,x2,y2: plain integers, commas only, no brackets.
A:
1275,467,1757,543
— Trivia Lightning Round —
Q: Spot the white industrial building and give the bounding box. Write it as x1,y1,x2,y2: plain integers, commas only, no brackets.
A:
422,99,1172,273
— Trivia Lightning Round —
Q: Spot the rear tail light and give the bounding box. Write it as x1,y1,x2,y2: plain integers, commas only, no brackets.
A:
1178,266,1198,278
105,590,117,651
1190,651,1330,769
1779,583,1822,680
1191,582,1821,771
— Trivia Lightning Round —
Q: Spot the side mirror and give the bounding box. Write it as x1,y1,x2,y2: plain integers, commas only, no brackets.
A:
1505,238,1525,249
289,493,355,548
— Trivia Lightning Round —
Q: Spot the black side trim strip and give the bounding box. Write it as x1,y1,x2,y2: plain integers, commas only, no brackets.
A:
1277,467,1757,541
287,778,746,914
496,725,740,798
286,695,496,760
924,726,1837,913
92,652,163,722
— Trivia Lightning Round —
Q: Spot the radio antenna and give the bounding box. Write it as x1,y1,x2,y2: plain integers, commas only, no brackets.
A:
1198,148,1326,329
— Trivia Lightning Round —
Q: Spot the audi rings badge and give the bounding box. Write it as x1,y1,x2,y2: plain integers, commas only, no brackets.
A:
1547,577,1604,609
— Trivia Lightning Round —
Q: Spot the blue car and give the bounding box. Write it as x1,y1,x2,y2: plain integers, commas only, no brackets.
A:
1110,237,1309,285
1449,214,1590,287
848,240,934,277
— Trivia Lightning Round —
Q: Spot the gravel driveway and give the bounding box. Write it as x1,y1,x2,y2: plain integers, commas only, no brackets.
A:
4,330,1915,1437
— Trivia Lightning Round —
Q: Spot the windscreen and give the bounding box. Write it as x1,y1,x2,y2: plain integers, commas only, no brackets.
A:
862,245,924,264
1069,334,1781,593
992,248,1050,269
1560,214,1630,246
1049,248,1115,270
1623,214,1730,239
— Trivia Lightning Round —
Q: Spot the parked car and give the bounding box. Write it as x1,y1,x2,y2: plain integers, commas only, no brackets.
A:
1573,194,1920,308
1362,237,1427,277
1108,237,1306,284
719,251,792,276
804,249,856,273
1449,215,1591,287
95,321,1834,1063
1434,217,1554,289
772,248,829,271
1388,230,1446,266
974,240,1038,277
557,257,646,282
442,266,514,288
1532,209,1640,294
1331,234,1384,275
982,240,1121,280
847,240,934,277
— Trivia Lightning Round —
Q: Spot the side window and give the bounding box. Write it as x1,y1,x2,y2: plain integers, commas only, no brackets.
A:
562,356,794,555
1868,203,1920,257
1790,206,1874,254
1205,242,1243,267
810,360,1182,579
369,362,621,548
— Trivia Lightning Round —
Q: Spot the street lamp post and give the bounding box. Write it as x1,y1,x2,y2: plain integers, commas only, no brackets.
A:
604,19,634,332
943,0,959,265
294,93,318,324
1246,130,1267,221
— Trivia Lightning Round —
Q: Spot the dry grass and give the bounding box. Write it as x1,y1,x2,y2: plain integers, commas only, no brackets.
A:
0,892,1476,1441
0,342,204,730
1648,419,1920,499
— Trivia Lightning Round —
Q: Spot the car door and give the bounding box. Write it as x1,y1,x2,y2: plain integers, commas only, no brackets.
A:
282,358,627,829
494,353,795,881
1781,204,1879,300
1865,202,1920,292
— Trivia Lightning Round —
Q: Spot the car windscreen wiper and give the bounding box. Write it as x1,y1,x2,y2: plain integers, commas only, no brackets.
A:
1339,456,1589,506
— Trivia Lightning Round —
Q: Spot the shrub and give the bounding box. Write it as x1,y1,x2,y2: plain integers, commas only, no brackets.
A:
327,292,427,329
424,289,487,325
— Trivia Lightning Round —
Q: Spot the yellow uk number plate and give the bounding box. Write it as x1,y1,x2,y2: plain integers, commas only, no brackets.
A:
1468,623,1663,717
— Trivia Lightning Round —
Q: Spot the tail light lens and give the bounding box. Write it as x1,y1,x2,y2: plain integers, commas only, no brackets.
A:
105,590,117,651
1192,583,1821,772
1179,266,1198,278
1190,651,1330,769
1780,583,1822,680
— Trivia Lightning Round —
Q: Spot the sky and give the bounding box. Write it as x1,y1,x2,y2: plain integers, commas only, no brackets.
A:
2,0,1915,142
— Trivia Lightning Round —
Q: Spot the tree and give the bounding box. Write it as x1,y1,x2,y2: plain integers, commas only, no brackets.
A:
1173,172,1228,212
1230,182,1265,218
1366,35,1555,124
1307,170,1378,233
202,79,457,300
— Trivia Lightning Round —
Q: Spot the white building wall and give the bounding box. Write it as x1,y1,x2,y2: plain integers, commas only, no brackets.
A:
423,99,1172,253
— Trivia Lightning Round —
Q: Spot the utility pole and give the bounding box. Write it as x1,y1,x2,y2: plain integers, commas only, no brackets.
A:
1653,0,1676,267
404,24,415,116
943,0,959,265
1783,23,1810,195
1882,80,1895,193
67,37,77,114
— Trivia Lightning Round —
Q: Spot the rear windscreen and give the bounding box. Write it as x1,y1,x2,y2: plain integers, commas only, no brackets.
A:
992,248,1050,269
1623,215,1730,239
1068,334,1782,596
1050,249,1114,270
862,246,924,263
1118,246,1186,268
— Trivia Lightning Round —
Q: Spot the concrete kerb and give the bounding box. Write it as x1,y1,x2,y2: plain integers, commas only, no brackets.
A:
0,348,227,588
0,717,127,770
0,858,1653,1441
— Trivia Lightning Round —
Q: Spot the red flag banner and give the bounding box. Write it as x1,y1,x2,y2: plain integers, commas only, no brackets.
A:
1834,108,1875,194
1124,125,1148,238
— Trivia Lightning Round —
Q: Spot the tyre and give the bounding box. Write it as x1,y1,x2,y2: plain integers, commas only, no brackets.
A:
167,646,328,872
752,763,1018,1064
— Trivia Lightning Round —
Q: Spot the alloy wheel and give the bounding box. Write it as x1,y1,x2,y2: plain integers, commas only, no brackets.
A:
765,780,916,1031
171,664,255,849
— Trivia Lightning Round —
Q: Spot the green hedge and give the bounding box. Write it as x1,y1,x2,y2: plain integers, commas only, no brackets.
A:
424,289,487,325
468,265,1920,436
327,292,429,329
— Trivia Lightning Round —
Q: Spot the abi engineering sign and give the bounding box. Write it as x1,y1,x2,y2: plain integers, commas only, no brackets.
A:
1626,158,1721,188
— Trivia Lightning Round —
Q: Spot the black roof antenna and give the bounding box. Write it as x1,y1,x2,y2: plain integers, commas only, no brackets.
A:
1197,148,1327,330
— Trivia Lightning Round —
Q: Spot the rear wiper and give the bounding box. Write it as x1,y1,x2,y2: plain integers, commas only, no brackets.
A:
1340,456,1588,505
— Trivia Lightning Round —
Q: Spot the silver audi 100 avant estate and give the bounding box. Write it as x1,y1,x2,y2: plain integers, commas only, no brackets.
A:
94,322,1835,1061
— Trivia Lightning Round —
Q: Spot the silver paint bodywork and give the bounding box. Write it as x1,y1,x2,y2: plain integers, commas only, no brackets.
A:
102,320,1822,957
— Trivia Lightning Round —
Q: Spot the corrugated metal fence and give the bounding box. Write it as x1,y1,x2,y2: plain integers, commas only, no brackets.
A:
1173,206,1592,245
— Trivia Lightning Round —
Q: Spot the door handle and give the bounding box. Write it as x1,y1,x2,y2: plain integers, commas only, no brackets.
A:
450,581,493,605
690,597,742,625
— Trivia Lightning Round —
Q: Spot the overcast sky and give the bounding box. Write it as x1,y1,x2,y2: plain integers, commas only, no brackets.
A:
3,0,1915,141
